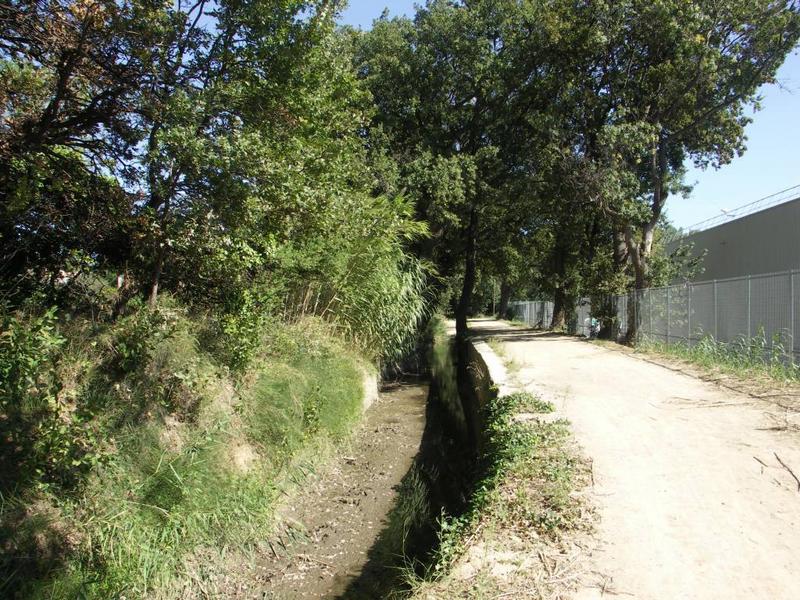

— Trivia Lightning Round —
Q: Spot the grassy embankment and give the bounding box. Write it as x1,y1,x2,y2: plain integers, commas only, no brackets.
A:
408,321,591,598
1,301,373,599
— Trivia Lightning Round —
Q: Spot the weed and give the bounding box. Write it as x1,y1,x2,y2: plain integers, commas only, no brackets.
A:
486,337,525,375
408,391,586,596
639,329,800,383
501,391,554,414
0,304,107,491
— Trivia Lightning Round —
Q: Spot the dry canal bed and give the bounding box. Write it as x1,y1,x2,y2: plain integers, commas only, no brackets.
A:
252,379,429,599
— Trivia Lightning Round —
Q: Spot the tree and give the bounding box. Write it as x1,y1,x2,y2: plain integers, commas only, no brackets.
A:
356,0,560,337
1,0,429,363
0,0,160,294
493,0,800,334
610,0,800,293
127,0,329,306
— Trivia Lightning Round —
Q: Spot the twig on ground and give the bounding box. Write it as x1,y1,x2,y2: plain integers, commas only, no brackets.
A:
753,456,770,474
773,453,800,492
297,554,335,569
537,549,554,577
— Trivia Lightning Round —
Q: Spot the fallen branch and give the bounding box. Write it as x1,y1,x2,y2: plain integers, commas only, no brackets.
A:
774,452,800,492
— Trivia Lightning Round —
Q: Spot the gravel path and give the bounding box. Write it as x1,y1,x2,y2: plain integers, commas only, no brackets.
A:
470,319,800,600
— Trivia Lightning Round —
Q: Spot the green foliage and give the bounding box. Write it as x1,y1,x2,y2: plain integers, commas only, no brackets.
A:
2,0,799,596
0,304,103,490
357,0,800,334
209,290,275,373
1,1,428,369
111,302,176,374
245,327,364,467
648,225,707,287
0,305,63,407
0,2,428,581
1,315,369,598
498,392,555,415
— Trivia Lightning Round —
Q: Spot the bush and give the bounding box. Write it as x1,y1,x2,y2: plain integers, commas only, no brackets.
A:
0,311,370,599
0,305,103,490
210,289,273,373
417,391,581,590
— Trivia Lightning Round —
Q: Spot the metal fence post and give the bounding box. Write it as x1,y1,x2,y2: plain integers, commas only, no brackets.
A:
792,271,796,361
666,286,671,346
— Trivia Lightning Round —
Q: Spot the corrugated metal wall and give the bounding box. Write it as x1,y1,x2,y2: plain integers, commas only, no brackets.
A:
673,197,800,281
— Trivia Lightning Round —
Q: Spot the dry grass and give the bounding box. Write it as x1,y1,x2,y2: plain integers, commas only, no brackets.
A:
593,339,800,414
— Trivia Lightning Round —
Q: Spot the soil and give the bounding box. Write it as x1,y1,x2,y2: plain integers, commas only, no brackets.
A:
471,319,800,600
251,379,429,599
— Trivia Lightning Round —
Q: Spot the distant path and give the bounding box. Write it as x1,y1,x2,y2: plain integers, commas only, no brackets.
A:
470,319,800,600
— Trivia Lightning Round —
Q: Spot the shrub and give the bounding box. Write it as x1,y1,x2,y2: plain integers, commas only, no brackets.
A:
0,305,102,490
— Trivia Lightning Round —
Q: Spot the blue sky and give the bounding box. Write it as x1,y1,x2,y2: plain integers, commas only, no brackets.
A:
340,1,417,29
339,2,800,230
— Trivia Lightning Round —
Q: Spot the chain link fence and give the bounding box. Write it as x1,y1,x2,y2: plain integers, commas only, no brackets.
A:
508,269,800,364
507,300,554,329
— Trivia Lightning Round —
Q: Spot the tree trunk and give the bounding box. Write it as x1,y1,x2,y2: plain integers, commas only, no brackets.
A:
551,286,568,329
148,244,166,308
549,229,572,329
613,230,627,270
595,230,627,339
497,280,512,318
146,186,175,308
596,295,615,339
625,288,643,345
624,136,669,340
455,208,477,339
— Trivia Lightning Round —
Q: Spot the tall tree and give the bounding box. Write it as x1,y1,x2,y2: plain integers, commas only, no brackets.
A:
0,0,160,292
357,0,555,336
611,0,800,292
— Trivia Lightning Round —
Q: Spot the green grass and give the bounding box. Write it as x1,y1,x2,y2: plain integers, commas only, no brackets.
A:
638,331,800,384
1,314,369,599
406,391,586,597
245,336,364,468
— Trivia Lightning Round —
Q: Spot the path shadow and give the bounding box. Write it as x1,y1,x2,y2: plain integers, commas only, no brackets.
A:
468,324,579,345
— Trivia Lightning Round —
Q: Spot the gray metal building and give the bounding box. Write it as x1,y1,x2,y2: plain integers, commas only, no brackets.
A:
674,196,800,281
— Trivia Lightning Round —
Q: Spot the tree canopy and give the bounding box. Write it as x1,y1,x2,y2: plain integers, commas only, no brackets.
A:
355,0,799,336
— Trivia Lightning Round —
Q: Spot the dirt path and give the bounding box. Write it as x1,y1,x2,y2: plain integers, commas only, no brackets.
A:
471,319,800,600
253,380,428,599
